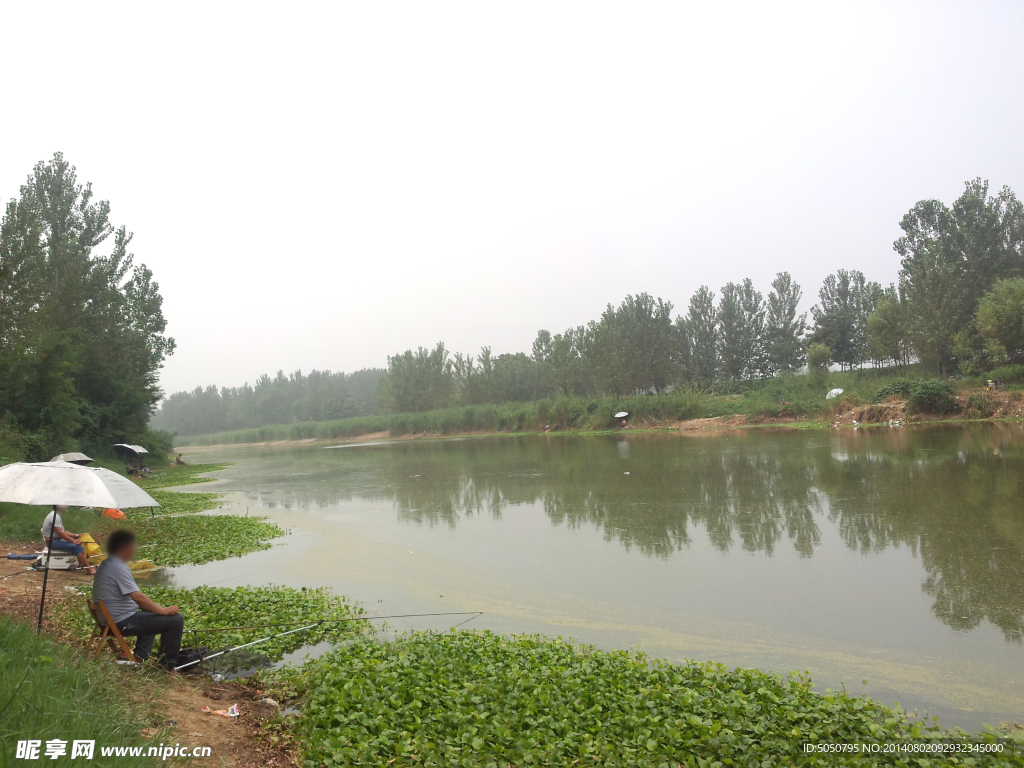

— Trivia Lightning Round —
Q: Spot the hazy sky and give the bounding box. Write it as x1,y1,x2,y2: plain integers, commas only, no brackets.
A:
2,2,1022,396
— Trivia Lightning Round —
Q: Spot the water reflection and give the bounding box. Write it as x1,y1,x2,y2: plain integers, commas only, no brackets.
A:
244,424,1023,642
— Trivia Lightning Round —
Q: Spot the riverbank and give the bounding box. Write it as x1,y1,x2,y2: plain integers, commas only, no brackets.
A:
176,383,1024,450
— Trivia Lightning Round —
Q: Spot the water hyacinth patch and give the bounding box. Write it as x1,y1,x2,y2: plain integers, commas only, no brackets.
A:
127,489,224,516
135,463,232,490
262,631,1016,767
58,585,366,661
121,513,284,566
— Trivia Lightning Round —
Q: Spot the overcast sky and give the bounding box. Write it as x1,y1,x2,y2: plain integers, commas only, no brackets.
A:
2,2,1022,396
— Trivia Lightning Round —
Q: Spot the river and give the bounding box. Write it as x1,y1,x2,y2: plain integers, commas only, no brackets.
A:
166,423,1024,730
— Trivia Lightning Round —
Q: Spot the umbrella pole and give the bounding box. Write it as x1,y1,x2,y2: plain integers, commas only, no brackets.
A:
36,506,56,634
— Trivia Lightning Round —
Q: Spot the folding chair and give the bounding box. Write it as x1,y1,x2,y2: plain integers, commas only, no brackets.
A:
86,598,136,661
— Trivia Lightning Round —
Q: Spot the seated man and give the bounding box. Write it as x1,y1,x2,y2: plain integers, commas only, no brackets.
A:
92,530,183,671
175,453,187,466
41,505,95,575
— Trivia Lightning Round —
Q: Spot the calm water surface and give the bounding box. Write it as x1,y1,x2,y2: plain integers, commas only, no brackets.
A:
169,424,1024,729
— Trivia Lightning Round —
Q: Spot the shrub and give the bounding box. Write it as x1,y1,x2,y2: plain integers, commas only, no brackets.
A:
873,378,914,402
964,392,995,419
806,343,831,389
906,380,957,414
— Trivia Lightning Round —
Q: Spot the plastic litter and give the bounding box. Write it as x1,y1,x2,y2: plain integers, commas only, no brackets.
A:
202,704,239,718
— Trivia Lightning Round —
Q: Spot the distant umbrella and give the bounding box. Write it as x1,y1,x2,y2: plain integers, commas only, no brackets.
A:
825,388,844,400
614,411,629,419
50,452,93,466
113,443,149,459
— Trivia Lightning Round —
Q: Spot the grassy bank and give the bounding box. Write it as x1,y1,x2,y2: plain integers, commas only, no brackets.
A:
260,630,1019,767
0,617,161,764
176,369,1024,446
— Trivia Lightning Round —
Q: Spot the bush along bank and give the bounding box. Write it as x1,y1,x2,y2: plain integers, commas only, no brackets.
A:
258,630,1019,768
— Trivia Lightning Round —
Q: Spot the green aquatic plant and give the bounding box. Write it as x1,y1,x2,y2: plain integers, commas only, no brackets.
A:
58,585,365,661
261,631,1015,767
127,489,223,516
121,514,284,566
135,463,232,490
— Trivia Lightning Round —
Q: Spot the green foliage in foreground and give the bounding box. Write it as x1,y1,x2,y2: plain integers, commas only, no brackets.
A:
122,513,284,566
59,585,366,662
261,631,1017,767
0,617,157,765
135,462,232,489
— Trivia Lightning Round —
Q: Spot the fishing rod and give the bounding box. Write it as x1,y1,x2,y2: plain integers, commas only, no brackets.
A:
173,610,484,672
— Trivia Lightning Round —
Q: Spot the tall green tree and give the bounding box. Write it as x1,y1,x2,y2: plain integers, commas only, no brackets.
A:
378,342,454,413
588,293,676,395
764,272,806,374
975,277,1024,366
896,180,1023,374
683,286,718,386
716,279,764,381
809,269,877,370
0,153,174,458
866,285,911,367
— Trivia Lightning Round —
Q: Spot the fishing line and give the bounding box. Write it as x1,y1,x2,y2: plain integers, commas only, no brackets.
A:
188,611,484,633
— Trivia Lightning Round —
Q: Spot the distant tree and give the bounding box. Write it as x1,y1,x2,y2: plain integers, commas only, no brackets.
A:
531,330,552,362
975,277,1024,367
866,285,911,367
809,269,878,370
548,325,593,396
717,283,745,382
896,180,1023,374
765,272,806,374
806,343,832,389
716,279,764,381
378,342,454,413
685,286,718,386
588,293,676,394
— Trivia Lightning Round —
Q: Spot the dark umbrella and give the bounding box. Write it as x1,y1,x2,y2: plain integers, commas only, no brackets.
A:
113,444,148,460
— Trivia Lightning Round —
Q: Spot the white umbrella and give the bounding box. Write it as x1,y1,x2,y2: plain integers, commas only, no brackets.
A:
0,461,159,508
50,452,94,466
0,461,160,632
825,388,844,400
614,411,629,419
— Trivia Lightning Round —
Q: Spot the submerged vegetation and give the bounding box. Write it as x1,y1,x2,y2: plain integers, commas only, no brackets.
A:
261,630,1017,767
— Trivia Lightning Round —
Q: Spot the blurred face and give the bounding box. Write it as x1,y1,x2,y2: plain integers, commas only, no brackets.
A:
55,505,68,514
118,541,137,561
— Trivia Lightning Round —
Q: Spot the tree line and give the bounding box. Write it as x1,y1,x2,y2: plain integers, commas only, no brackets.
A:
0,154,175,460
151,177,1024,433
149,368,385,436
373,179,1021,414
